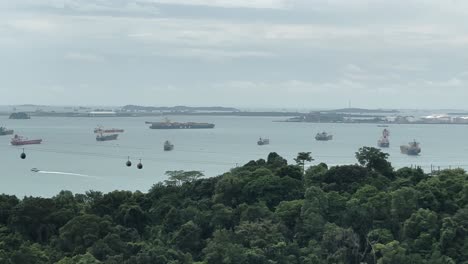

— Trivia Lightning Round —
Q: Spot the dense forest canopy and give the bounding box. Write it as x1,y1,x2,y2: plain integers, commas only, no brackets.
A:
0,147,467,263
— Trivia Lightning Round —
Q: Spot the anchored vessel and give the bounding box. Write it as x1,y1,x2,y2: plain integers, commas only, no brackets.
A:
315,132,333,141
0,127,14,136
11,134,42,145
94,126,124,133
96,133,118,141
257,138,270,145
9,112,30,119
377,129,390,148
147,119,215,129
400,140,421,155
164,140,174,151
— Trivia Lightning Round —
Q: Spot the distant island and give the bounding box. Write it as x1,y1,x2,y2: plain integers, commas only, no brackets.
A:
9,112,30,119
323,108,399,114
3,106,468,125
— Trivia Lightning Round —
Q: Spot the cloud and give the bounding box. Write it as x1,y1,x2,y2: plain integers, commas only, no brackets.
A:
216,79,368,95
1,0,159,17
6,19,58,33
1,0,468,108
152,48,274,60
141,0,286,9
64,52,104,62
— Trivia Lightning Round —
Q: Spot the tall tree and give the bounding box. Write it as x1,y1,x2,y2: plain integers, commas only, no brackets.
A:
295,152,314,174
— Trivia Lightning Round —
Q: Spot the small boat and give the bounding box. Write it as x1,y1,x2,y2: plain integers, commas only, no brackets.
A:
400,140,421,155
11,134,42,145
315,132,333,141
0,126,14,136
377,125,389,127
164,140,174,151
257,138,270,145
94,126,124,133
377,129,390,148
96,133,118,141
31,168,39,172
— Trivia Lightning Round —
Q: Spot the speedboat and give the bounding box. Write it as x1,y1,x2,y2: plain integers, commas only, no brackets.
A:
31,168,40,172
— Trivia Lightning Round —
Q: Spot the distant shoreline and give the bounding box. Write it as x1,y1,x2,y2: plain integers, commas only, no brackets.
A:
2,111,468,125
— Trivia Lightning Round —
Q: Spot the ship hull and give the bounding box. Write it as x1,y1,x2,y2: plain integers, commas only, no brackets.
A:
378,142,390,148
94,129,124,133
378,139,390,148
0,130,14,136
11,139,42,145
96,134,119,141
315,136,333,141
150,123,215,129
400,146,421,155
147,119,215,129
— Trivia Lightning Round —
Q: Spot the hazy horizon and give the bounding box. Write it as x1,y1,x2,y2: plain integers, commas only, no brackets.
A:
2,104,468,113
2,1,468,108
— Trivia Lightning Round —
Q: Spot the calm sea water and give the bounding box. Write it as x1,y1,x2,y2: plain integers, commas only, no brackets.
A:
1,115,467,197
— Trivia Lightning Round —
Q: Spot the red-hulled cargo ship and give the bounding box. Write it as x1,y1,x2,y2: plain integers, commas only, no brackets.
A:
11,135,42,145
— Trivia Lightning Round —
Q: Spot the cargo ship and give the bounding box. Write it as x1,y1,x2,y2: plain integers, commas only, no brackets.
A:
164,140,174,151
0,127,14,136
94,126,124,133
147,119,215,129
315,132,333,141
377,129,390,148
9,112,30,119
11,134,42,145
96,133,118,141
400,140,421,155
257,138,270,145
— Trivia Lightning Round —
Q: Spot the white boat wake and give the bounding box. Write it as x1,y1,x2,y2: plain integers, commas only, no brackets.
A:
36,170,101,179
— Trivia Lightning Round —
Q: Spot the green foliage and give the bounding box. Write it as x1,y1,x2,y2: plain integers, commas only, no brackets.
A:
165,170,205,186
294,152,314,174
275,200,304,231
0,151,466,263
356,146,393,178
57,253,101,264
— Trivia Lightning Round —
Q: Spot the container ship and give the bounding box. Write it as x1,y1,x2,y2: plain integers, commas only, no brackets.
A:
96,133,119,141
94,126,124,133
147,119,215,129
11,135,42,145
0,127,14,136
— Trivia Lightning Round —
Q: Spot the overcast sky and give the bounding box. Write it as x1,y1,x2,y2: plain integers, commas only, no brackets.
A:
1,0,468,109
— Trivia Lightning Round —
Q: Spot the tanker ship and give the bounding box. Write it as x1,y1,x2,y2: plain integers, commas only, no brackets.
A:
11,135,42,145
